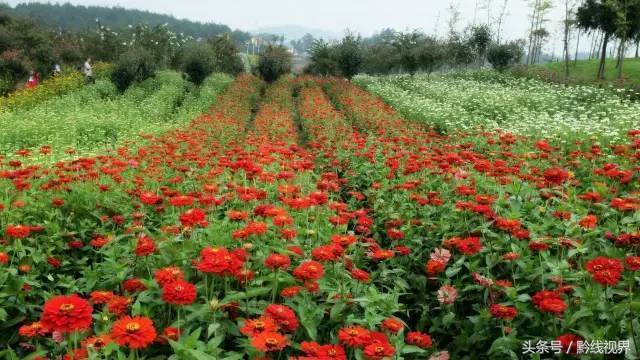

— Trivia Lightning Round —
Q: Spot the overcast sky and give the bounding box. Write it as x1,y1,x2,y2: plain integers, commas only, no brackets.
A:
6,0,582,54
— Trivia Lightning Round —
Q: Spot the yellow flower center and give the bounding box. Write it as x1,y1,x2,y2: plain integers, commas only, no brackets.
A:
126,322,141,333
59,303,75,312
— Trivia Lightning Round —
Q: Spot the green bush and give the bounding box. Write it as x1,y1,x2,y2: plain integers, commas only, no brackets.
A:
180,43,216,85
208,35,244,76
110,49,157,92
487,40,525,71
257,44,292,83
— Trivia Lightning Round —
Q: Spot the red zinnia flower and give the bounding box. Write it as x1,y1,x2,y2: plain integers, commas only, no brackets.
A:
406,331,432,349
489,304,518,321
158,327,181,344
338,325,371,348
264,254,291,270
585,256,623,286
169,195,195,207
140,192,162,205
123,278,147,292
110,316,157,349
455,237,483,255
6,224,30,238
625,256,640,271
19,321,49,337
251,331,289,352
293,261,325,281
90,291,114,304
556,333,583,354
363,334,395,360
264,304,298,332
538,298,568,314
154,267,184,287
380,318,403,334
578,215,597,229
106,296,131,316
425,259,447,276
350,268,370,282
162,280,197,305
135,235,156,256
543,167,569,185
240,316,279,337
40,294,93,333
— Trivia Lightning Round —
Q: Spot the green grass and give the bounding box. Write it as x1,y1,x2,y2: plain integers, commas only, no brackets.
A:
530,57,640,87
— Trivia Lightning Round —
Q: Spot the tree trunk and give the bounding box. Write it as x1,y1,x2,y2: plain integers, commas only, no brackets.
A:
616,39,623,70
598,33,609,80
574,28,581,64
635,40,639,58
618,38,626,79
563,0,570,78
525,0,540,67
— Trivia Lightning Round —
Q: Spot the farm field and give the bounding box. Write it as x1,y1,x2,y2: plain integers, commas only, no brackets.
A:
0,73,639,360
0,71,232,163
355,72,640,141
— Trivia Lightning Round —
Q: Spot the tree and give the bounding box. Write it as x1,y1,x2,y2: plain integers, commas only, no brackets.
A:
362,42,397,75
417,37,446,76
208,35,244,75
335,33,363,79
495,0,510,44
577,0,619,79
467,24,493,67
526,0,553,66
446,33,475,69
256,44,291,83
608,0,640,79
306,40,339,76
111,48,157,92
487,40,525,70
392,31,423,75
179,43,215,85
562,0,576,77
290,33,315,55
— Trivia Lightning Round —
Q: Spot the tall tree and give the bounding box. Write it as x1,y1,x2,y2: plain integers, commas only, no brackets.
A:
468,24,493,68
495,0,510,44
562,0,576,77
577,0,620,79
392,31,423,75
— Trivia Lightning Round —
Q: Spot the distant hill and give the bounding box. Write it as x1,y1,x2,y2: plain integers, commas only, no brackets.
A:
253,25,340,41
7,2,251,42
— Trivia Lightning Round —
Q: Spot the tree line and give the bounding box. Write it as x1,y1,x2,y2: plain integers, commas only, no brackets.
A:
0,5,246,95
7,2,251,44
303,27,524,79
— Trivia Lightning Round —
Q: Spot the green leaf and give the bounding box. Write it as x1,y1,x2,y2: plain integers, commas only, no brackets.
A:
401,345,427,354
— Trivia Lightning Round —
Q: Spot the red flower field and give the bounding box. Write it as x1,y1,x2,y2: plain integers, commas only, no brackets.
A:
0,74,639,359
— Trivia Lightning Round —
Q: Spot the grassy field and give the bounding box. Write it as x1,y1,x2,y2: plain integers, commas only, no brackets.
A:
530,57,640,87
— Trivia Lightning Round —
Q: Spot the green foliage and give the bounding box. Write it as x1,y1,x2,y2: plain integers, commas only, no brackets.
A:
180,43,216,86
207,35,244,76
467,24,493,66
487,40,525,71
417,37,446,76
335,33,363,79
111,49,157,92
7,2,251,44
306,40,340,76
0,71,232,160
257,44,292,83
393,31,423,75
361,42,397,75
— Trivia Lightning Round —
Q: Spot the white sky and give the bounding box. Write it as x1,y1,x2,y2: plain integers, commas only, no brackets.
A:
6,0,591,55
